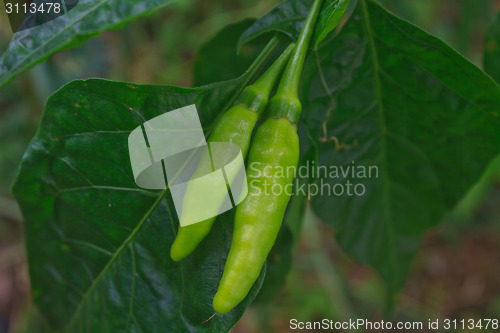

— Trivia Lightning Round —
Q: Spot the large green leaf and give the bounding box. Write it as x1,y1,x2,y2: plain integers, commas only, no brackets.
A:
238,0,351,49
0,0,173,87
485,12,500,83
12,76,269,332
302,0,500,298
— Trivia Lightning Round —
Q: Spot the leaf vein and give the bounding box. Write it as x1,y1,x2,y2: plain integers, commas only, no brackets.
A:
64,190,167,331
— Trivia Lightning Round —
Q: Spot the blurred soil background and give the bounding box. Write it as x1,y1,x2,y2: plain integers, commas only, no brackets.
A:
0,0,499,332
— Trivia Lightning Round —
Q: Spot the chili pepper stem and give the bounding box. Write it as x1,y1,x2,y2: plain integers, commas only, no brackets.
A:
269,0,325,123
245,34,281,82
251,43,296,98
236,43,296,114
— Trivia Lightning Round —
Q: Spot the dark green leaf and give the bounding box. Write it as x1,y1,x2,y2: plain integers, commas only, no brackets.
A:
238,0,313,49
313,0,351,47
12,77,267,332
194,19,259,86
485,12,500,83
0,0,173,87
194,19,295,88
302,0,500,297
238,0,350,49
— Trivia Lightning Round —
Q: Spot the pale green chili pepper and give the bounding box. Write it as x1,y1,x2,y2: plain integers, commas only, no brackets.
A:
170,42,296,262
213,0,324,314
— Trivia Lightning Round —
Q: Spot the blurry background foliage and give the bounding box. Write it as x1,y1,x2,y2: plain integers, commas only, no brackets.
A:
0,0,500,332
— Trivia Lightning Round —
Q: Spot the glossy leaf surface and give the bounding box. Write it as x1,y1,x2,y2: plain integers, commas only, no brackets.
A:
303,0,500,296
0,0,174,87
13,78,266,332
238,0,351,49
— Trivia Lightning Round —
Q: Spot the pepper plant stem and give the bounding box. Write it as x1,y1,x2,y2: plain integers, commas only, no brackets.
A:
269,0,325,123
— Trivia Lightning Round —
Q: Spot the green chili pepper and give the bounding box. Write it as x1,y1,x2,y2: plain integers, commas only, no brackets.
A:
213,0,324,314
170,42,295,262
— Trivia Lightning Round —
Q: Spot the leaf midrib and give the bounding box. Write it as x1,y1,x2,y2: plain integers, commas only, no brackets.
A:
64,190,168,330
360,0,397,282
